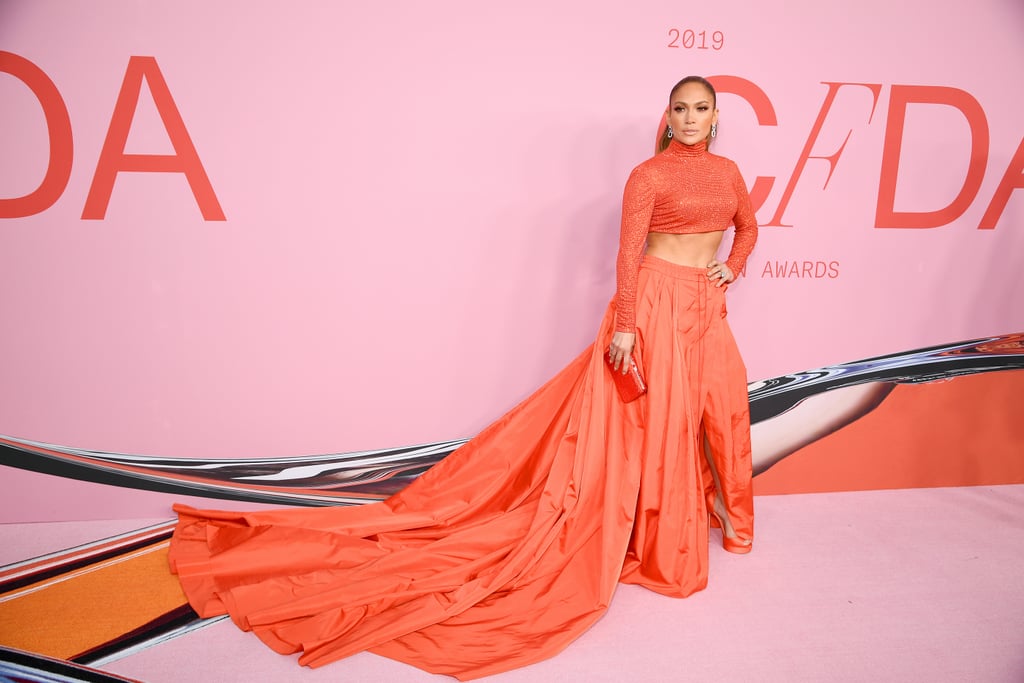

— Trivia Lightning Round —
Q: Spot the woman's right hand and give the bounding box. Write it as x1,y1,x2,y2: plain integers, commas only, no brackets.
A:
608,331,636,373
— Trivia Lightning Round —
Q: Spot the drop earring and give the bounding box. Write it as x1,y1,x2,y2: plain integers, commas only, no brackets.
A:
667,126,674,139
710,123,718,138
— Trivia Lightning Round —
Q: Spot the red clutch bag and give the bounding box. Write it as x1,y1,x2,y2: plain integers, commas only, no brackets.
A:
605,348,647,403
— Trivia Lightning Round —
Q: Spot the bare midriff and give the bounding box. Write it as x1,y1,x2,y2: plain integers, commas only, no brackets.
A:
614,139,758,332
645,231,725,268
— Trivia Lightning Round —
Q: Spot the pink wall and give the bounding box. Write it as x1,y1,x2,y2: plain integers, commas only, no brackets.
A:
1,0,1022,521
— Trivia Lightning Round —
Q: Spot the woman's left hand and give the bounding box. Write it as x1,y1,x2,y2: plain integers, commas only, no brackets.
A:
707,260,733,287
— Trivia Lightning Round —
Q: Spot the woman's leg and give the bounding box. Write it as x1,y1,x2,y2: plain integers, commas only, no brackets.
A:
699,309,754,547
702,432,751,549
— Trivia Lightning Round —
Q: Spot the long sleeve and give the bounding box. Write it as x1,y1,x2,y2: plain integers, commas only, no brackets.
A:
724,161,758,276
615,167,655,333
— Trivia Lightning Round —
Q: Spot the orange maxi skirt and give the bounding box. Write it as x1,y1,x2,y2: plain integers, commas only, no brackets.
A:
168,255,754,679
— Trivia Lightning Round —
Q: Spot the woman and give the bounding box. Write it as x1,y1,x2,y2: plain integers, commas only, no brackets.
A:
168,75,757,680
611,74,757,562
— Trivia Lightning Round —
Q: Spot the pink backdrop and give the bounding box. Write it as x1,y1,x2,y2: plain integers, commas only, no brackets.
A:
1,0,1022,521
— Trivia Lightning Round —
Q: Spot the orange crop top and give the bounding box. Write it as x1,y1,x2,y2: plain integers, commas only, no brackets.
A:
615,139,758,332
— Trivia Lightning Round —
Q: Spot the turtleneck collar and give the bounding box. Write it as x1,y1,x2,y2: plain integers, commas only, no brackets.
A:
664,138,708,157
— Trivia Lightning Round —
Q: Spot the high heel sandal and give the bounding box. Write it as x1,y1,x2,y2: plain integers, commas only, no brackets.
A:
709,502,752,555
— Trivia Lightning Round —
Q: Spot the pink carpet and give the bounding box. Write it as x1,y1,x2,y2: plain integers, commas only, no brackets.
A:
4,484,1023,682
